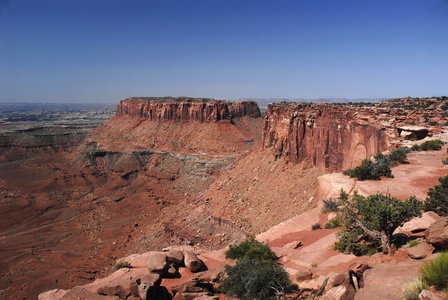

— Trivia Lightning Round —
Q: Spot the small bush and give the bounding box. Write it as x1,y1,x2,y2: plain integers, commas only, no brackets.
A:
408,239,419,248
443,158,448,165
429,121,439,126
324,219,339,229
343,169,353,176
321,198,339,213
311,223,321,231
420,139,444,151
221,259,294,300
411,144,420,151
420,252,448,290
401,279,428,300
112,260,131,272
311,262,318,267
390,148,408,164
424,175,448,216
226,237,277,261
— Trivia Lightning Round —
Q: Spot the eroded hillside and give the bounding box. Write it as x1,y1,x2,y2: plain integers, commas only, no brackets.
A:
2,96,448,299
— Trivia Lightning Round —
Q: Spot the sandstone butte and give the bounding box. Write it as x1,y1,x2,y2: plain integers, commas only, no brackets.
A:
1,96,448,299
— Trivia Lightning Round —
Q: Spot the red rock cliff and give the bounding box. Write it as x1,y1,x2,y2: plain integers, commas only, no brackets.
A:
116,97,260,122
262,103,395,172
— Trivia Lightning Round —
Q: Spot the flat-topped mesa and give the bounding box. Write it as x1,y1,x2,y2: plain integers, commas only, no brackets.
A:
116,97,261,122
262,103,394,172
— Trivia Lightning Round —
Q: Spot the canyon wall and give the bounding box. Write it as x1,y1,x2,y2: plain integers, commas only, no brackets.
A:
262,103,396,172
116,97,260,122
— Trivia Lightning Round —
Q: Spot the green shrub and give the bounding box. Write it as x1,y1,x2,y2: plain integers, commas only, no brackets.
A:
324,219,339,229
343,169,353,176
335,192,422,255
429,121,439,126
408,239,419,248
425,175,448,216
112,260,131,272
420,252,448,290
411,144,420,151
311,262,318,267
420,139,444,151
226,237,277,261
401,279,428,300
321,198,339,213
221,259,294,300
311,223,321,231
443,158,448,165
348,158,394,181
390,148,408,164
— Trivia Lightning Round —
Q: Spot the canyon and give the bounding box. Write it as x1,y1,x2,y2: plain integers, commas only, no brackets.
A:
1,97,447,299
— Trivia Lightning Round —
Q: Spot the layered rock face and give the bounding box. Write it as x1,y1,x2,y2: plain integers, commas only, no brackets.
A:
262,104,394,172
116,97,260,122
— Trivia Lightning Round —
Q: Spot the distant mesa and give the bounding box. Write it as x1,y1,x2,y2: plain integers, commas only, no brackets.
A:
116,97,261,122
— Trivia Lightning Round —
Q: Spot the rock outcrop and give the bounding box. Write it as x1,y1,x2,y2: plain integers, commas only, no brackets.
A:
116,97,260,122
262,104,394,171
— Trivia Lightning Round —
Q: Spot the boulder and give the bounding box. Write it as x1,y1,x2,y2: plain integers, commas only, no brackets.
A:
407,242,435,259
283,240,303,249
318,275,356,300
327,273,349,289
166,262,180,278
426,217,448,248
184,251,204,272
395,212,442,237
62,286,119,300
147,252,169,274
136,274,161,300
419,289,443,300
295,267,313,282
117,251,163,268
348,261,369,289
196,266,225,283
165,250,184,266
38,289,68,300
97,278,139,299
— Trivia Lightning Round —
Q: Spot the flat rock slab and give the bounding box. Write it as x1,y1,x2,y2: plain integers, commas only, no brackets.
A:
354,260,426,300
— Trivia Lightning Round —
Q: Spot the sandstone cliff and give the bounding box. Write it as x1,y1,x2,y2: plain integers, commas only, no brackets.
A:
116,97,260,122
262,103,395,172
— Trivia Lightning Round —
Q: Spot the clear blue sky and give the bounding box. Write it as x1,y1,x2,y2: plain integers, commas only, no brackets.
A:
1,0,448,103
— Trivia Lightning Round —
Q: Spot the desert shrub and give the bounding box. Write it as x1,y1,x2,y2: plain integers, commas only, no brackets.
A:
311,223,321,231
429,121,439,126
311,262,318,267
411,144,420,151
335,191,422,255
324,219,339,229
390,148,408,164
334,229,371,256
401,278,428,300
402,146,412,153
420,252,448,290
343,169,353,176
346,154,397,181
349,159,380,180
220,259,294,300
424,175,448,216
419,139,444,151
321,198,339,213
112,260,131,272
443,158,448,165
226,237,277,261
408,239,419,248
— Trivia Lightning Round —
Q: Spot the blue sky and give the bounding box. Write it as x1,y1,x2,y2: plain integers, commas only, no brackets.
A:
1,0,447,103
